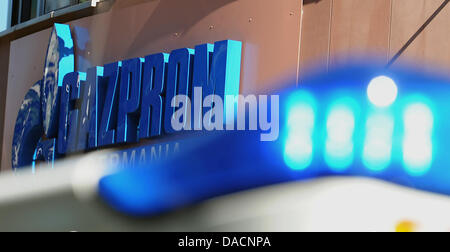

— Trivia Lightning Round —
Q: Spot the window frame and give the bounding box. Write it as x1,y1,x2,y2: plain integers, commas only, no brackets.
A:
44,0,82,15
7,0,93,30
0,0,102,38
3,0,12,31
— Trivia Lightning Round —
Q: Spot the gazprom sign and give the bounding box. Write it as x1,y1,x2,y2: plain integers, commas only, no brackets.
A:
12,23,242,170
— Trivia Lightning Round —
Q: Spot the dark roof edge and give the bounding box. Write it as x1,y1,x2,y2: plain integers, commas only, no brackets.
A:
0,0,113,43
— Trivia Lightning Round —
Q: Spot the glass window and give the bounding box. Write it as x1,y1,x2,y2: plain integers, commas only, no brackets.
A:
0,1,9,32
11,0,19,26
44,0,79,14
21,0,38,22
11,0,40,26
8,0,91,28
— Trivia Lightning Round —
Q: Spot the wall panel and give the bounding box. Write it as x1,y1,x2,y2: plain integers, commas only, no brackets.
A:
299,0,332,82
0,41,10,171
329,0,392,65
389,0,450,75
1,29,51,171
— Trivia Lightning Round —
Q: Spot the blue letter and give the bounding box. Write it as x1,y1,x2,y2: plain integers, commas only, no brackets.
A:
77,67,105,151
34,139,58,170
57,71,86,154
164,48,195,134
117,58,144,144
99,62,121,147
192,43,214,129
193,40,242,126
140,53,168,139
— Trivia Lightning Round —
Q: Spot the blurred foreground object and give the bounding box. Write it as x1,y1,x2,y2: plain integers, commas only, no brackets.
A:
1,163,450,232
99,63,450,217
2,63,450,231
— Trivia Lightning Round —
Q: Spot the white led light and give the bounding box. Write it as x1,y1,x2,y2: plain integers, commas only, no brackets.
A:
326,106,355,142
367,76,398,107
402,103,434,176
363,113,394,172
404,103,434,133
324,104,356,171
284,102,316,171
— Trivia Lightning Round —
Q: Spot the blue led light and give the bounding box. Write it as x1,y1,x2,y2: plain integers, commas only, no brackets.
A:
325,140,354,171
95,63,450,217
367,76,398,108
284,91,316,171
363,113,394,171
403,103,434,176
284,135,313,171
324,101,356,171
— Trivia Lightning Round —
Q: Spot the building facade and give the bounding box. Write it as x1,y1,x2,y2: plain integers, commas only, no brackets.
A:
0,0,450,171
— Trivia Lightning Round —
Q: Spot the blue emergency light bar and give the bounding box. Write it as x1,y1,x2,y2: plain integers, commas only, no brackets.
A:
98,64,450,216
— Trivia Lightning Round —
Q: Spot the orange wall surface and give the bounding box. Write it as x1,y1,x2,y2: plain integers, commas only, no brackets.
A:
3,0,450,171
300,0,450,78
